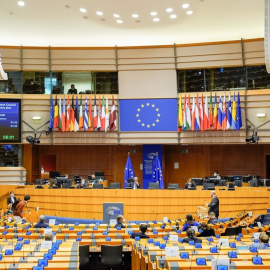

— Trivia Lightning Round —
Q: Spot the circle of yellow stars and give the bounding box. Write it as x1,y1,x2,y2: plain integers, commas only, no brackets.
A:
153,167,163,181
136,102,161,128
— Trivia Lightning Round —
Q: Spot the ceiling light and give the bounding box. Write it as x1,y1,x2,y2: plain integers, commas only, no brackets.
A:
150,12,157,16
32,116,41,120
80,8,87,13
132,14,139,18
153,18,160,22
170,14,177,19
96,11,103,16
18,1,25,6
186,10,193,15
113,14,120,18
257,113,266,118
166,8,173,12
182,3,189,9
116,20,123,24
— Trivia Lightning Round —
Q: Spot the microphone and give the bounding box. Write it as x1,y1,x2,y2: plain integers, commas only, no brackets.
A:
244,202,254,212
146,211,155,228
108,214,112,226
178,209,186,221
57,212,68,229
153,213,159,222
21,227,25,260
215,242,223,268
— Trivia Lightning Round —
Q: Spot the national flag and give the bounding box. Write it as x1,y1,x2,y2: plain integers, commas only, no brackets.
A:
213,93,218,130
151,155,164,189
208,92,213,129
70,96,75,132
226,91,232,130
74,96,79,132
204,94,209,130
79,96,83,130
109,95,117,132
84,97,88,131
186,95,191,130
231,92,237,130
53,96,59,129
200,94,204,131
178,95,183,130
66,96,70,131
105,96,110,132
49,95,54,131
222,92,227,131
93,97,97,130
58,95,62,131
124,153,135,188
97,96,102,131
61,95,66,132
236,92,242,131
195,94,200,131
182,95,187,131
217,92,222,130
101,96,105,131
191,94,195,131
88,96,92,131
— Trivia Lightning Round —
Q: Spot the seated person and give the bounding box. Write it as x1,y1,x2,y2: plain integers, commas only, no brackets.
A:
197,222,215,237
183,228,202,244
250,233,269,250
76,178,88,189
182,214,200,231
208,212,218,224
48,179,56,189
128,177,141,189
114,215,126,229
34,215,49,228
67,84,77,94
45,232,54,241
184,179,196,189
213,171,221,179
130,224,149,239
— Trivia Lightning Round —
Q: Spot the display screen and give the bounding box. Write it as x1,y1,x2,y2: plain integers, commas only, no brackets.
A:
0,99,21,143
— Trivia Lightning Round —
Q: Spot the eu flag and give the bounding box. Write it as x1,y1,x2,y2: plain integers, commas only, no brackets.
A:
120,99,177,132
49,95,54,131
236,92,242,131
124,154,135,188
152,155,164,189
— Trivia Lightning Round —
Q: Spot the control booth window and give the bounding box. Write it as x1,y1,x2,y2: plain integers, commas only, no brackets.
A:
0,145,21,167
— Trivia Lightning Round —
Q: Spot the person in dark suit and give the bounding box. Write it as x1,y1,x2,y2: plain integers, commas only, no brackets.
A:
34,215,49,228
67,84,77,94
206,191,219,218
128,177,141,189
130,224,149,239
114,215,126,229
197,222,215,237
183,228,202,244
7,191,16,206
76,178,89,189
208,212,218,224
184,179,196,189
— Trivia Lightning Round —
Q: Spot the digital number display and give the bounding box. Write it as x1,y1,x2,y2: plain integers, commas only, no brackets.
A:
0,99,21,143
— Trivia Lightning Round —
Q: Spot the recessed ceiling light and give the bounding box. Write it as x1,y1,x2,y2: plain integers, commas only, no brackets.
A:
113,14,120,18
150,12,157,16
153,18,160,22
18,1,25,6
186,10,193,15
96,11,103,16
116,19,123,24
132,14,139,18
80,8,87,13
170,14,177,19
166,8,173,12
182,3,189,9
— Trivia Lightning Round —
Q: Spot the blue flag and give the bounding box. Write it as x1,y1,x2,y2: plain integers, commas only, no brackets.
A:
236,92,242,131
124,155,135,188
49,95,54,131
120,99,177,132
151,155,164,189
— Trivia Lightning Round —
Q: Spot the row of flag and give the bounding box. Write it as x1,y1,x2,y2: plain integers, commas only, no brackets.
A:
178,91,243,131
49,95,117,132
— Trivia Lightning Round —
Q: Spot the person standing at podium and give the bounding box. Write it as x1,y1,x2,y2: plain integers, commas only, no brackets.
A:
206,191,219,219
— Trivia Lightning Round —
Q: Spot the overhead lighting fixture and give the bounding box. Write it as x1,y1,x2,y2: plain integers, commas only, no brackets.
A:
132,14,139,18
170,14,177,19
32,116,41,120
96,11,103,16
166,8,173,12
80,8,87,13
18,1,25,6
186,10,193,15
150,11,157,16
182,3,189,9
116,19,123,24
113,14,120,18
153,18,160,22
257,113,266,118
